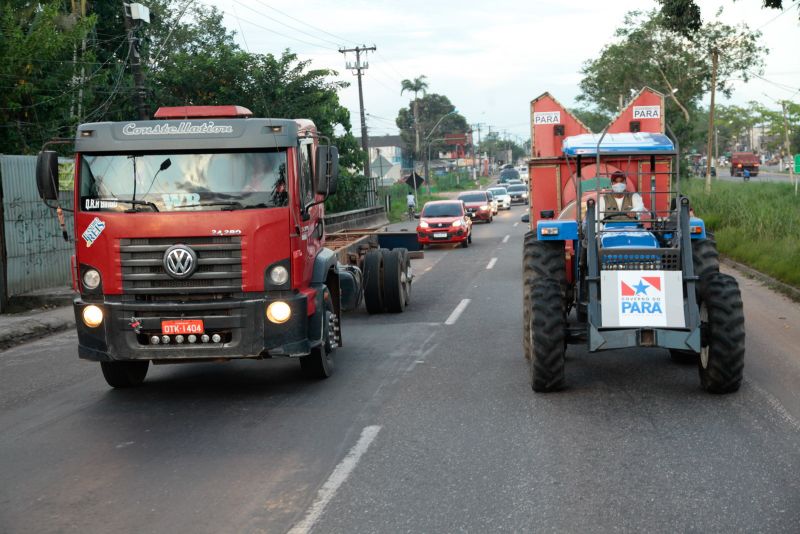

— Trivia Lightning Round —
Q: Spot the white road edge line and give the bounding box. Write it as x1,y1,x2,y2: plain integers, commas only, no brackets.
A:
445,299,471,325
288,425,382,534
502,235,510,243
486,258,498,270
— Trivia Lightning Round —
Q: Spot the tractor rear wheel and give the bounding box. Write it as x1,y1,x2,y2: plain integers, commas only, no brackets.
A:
363,249,384,314
698,273,745,393
529,279,566,392
522,234,566,360
692,238,720,281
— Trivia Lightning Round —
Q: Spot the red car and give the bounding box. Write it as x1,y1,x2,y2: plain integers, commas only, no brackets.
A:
457,191,493,223
417,200,473,248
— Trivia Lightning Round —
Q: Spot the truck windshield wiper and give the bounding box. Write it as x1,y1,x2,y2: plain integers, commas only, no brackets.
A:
173,201,245,210
121,199,160,212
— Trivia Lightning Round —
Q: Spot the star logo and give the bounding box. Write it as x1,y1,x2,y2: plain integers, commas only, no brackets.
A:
633,280,650,295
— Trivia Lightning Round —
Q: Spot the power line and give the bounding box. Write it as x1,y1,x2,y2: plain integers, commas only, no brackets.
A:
244,0,343,48
221,6,335,51
248,0,358,46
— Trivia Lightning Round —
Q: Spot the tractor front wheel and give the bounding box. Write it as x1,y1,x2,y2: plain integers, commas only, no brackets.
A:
528,279,566,392
698,273,745,393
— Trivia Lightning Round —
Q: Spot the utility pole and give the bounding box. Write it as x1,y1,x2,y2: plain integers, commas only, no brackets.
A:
705,48,719,194
339,45,376,180
780,100,797,195
472,123,484,176
70,0,88,121
123,2,150,120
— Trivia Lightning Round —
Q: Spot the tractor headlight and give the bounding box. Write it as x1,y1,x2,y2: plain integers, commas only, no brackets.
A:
269,265,289,286
82,269,101,290
267,301,292,324
82,305,104,328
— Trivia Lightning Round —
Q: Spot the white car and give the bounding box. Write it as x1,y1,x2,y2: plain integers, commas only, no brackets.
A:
516,165,529,183
487,186,512,210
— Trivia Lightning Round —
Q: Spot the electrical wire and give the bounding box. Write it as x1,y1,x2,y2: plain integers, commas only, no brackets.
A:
243,0,343,48
221,3,337,51
246,0,359,46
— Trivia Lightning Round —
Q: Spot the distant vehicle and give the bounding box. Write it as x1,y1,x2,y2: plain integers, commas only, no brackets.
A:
730,152,760,177
487,186,511,210
501,163,514,170
516,165,529,182
485,190,499,215
506,179,523,186
506,183,529,204
457,191,494,223
416,200,472,248
498,168,520,184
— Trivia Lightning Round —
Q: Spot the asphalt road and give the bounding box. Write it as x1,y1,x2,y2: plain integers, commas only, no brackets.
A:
2,205,799,533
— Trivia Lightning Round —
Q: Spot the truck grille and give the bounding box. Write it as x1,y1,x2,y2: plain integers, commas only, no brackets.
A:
119,236,242,295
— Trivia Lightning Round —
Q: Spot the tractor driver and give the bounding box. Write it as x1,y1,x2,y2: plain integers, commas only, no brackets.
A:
598,171,645,221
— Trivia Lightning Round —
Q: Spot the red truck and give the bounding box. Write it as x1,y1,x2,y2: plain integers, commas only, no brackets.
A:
730,152,760,177
36,105,410,388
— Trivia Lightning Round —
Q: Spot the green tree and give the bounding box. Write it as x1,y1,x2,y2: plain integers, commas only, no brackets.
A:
396,93,468,162
0,1,96,153
400,75,429,160
569,108,612,133
658,0,798,36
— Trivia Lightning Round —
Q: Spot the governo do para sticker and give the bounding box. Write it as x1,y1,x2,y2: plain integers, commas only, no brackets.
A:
82,217,106,247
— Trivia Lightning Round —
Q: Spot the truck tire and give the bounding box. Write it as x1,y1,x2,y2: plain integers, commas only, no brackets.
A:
363,249,384,314
100,361,149,388
300,287,336,379
522,234,566,360
698,273,745,393
529,279,566,392
397,248,412,307
692,238,720,280
383,249,406,313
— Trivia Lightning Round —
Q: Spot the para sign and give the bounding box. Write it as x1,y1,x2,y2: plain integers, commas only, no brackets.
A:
633,106,661,119
533,111,561,125
601,270,684,327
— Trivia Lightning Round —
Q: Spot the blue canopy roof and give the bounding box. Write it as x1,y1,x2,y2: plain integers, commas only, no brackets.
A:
562,132,675,156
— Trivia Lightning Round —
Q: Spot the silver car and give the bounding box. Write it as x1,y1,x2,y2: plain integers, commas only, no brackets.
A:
487,187,511,210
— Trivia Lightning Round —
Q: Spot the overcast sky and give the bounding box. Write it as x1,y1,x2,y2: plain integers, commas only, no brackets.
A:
205,0,799,140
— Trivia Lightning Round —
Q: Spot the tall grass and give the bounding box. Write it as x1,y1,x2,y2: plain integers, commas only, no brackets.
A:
682,178,800,287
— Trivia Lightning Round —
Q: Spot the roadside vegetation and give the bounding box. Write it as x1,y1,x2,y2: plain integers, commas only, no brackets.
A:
383,171,491,222
683,178,800,287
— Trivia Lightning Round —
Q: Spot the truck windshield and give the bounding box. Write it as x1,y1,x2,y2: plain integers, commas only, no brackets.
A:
79,151,289,212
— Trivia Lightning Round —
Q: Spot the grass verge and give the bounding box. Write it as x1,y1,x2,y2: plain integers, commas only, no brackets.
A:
682,178,800,288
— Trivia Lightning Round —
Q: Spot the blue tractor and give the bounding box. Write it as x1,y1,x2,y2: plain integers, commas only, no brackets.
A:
522,132,745,393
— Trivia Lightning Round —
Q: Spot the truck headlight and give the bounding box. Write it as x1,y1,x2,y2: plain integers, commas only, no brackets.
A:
82,305,104,328
82,268,101,290
267,301,291,324
269,265,289,285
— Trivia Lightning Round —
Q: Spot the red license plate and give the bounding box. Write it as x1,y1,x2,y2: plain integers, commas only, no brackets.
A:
161,319,204,335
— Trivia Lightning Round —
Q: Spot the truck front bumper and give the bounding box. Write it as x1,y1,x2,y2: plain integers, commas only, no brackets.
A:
74,292,316,362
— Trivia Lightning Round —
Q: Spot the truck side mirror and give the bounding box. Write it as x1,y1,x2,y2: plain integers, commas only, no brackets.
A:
315,145,339,196
36,151,59,201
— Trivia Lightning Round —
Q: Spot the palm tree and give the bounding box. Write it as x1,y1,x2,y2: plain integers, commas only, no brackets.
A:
401,76,429,156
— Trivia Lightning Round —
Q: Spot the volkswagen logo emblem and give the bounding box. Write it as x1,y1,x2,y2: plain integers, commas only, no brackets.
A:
163,245,197,279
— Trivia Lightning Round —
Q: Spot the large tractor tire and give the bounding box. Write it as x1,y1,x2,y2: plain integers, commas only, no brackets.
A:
529,279,566,392
522,233,566,360
363,249,384,314
697,273,745,394
100,361,149,388
383,249,409,313
300,287,336,379
692,238,720,281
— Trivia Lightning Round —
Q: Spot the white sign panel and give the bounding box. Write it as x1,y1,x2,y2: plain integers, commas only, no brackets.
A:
601,270,685,328
633,106,661,119
533,111,561,125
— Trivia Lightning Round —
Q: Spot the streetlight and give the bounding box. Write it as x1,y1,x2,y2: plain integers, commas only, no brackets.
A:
424,109,459,190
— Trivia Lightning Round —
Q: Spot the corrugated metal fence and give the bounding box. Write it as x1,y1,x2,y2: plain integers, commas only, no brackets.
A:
1,155,74,304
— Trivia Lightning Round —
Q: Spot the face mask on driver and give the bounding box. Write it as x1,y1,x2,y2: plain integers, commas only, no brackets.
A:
611,182,627,193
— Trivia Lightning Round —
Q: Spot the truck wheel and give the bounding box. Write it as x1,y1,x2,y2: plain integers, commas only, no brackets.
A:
698,273,745,393
300,288,336,379
100,361,149,388
529,279,566,392
363,249,384,314
397,248,412,307
522,234,566,360
383,249,406,313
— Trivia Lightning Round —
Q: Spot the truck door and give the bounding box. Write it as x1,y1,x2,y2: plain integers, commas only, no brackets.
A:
297,139,322,286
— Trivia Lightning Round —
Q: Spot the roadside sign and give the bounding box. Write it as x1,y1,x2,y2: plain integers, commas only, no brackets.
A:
794,154,799,173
